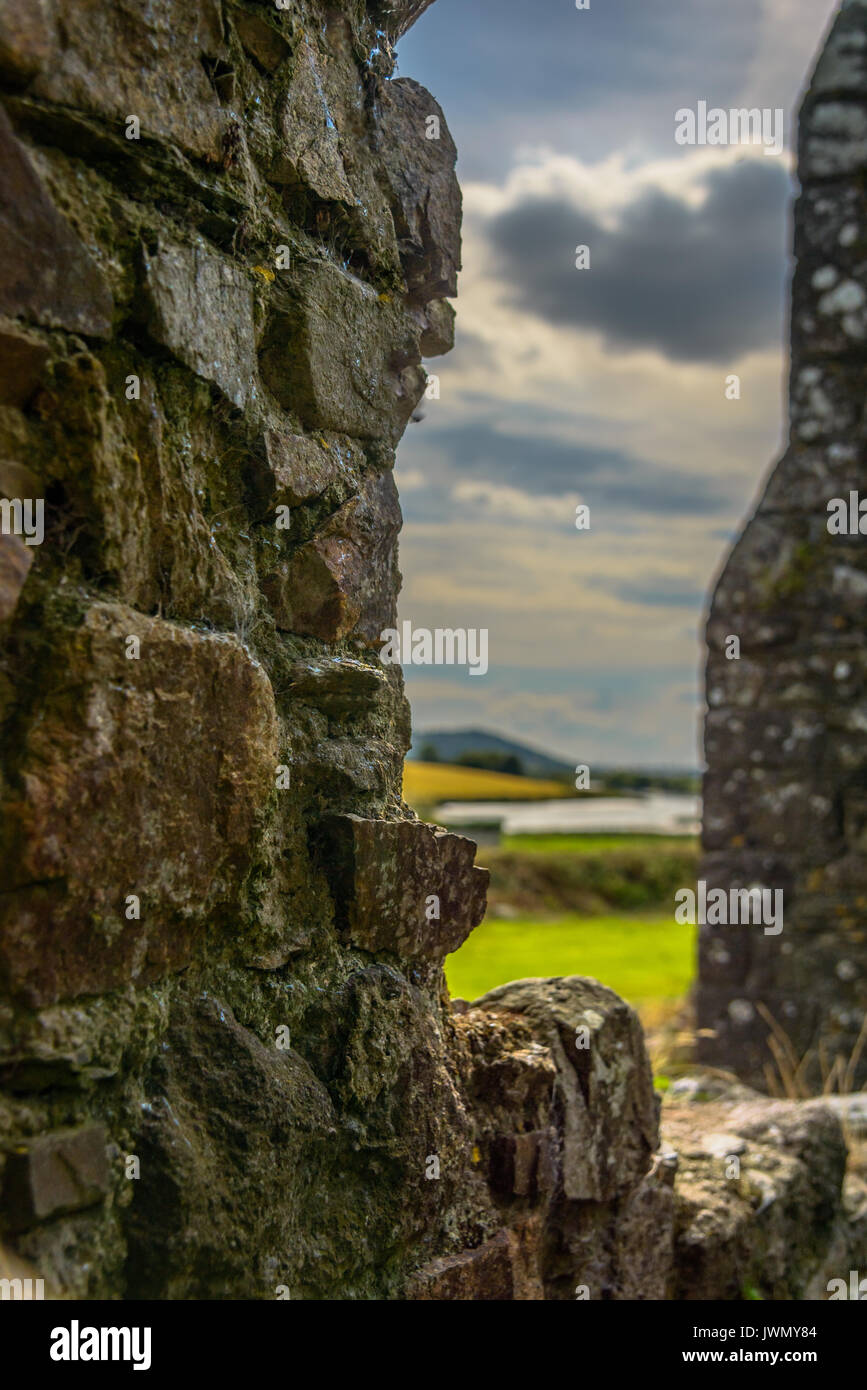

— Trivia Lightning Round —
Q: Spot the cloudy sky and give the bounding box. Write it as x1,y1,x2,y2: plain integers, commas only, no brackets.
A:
393,0,840,770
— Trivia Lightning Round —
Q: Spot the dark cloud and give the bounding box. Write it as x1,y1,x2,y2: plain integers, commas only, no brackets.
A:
592,577,707,608
397,419,735,517
398,0,769,178
486,158,790,362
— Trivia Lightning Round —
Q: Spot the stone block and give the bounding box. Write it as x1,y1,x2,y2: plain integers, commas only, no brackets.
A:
373,0,437,41
474,977,658,1202
417,299,455,357
0,322,50,405
0,0,54,83
269,40,353,200
0,532,32,620
0,603,279,1005
376,78,461,303
30,0,225,161
315,814,489,963
1,1126,110,1231
141,240,256,409
262,467,401,641
664,1081,849,1299
407,1220,543,1300
259,261,425,441
262,430,349,506
233,10,293,73
282,656,389,712
123,990,338,1298
0,104,112,337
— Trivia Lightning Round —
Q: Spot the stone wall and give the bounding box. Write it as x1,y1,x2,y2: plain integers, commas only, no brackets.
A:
0,0,677,1300
1,0,862,1304
698,3,867,1091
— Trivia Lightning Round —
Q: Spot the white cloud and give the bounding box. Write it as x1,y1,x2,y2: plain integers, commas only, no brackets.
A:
462,144,792,227
396,141,793,762
392,0,834,767
450,480,583,521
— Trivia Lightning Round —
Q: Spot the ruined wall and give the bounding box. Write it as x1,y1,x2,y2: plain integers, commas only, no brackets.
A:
0,0,676,1300
1,0,863,1305
699,4,867,1090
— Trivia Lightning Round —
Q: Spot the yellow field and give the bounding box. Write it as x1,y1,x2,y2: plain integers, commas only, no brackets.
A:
403,760,569,805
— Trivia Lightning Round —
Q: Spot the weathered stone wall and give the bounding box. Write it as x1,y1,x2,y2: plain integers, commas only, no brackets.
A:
699,4,867,1090
1,0,862,1305
0,0,677,1300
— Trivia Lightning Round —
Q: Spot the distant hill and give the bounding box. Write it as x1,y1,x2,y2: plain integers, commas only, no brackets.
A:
409,728,572,779
403,760,570,809
409,729,701,792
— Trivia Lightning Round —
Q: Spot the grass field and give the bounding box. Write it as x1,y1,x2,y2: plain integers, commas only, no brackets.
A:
484,836,698,917
446,912,696,1015
501,833,698,854
403,760,569,806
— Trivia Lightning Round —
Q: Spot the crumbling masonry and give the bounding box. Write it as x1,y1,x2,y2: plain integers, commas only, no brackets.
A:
699,1,867,1092
0,0,864,1301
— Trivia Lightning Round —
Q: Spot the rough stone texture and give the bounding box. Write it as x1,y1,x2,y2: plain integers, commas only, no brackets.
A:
26,0,227,161
0,323,50,407
377,78,461,303
661,1073,867,1301
2,1126,110,1232
441,977,673,1301
269,38,354,201
374,1,437,40
234,11,293,75
261,430,349,506
0,3,55,85
0,103,113,336
408,1224,544,1300
140,239,257,410
699,3,867,1089
262,466,402,640
0,535,32,620
316,814,489,962
121,991,339,1299
259,261,428,441
0,603,280,1006
474,977,658,1203
0,0,620,1303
